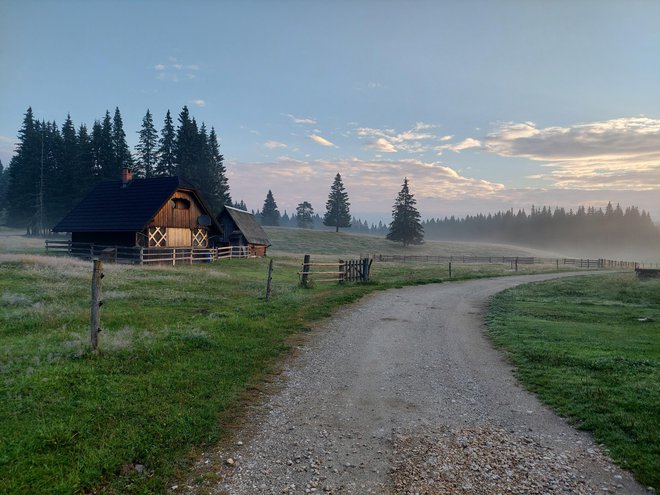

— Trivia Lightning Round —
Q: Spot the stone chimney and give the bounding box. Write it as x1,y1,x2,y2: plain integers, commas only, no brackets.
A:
121,167,133,187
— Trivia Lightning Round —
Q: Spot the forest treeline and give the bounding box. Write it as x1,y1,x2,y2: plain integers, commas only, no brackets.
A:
265,202,660,255
0,107,230,232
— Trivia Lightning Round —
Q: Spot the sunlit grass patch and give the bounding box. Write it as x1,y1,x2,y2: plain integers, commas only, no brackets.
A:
487,273,660,489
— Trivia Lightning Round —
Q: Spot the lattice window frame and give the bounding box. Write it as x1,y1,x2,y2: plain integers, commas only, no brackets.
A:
148,226,167,247
192,228,208,248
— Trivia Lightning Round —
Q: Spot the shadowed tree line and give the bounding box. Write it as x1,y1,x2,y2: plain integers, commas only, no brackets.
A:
420,204,660,254
2,107,231,233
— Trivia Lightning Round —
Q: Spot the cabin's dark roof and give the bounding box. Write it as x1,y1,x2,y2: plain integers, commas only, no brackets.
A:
221,206,271,246
52,176,219,233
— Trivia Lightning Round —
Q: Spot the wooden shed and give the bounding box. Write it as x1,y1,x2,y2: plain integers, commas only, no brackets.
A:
216,206,271,256
52,171,222,248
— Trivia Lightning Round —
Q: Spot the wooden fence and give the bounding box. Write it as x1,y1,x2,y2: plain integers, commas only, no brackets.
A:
299,255,372,286
45,240,255,265
371,254,637,269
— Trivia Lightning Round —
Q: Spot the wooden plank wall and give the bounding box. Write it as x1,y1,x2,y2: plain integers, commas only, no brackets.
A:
150,191,205,229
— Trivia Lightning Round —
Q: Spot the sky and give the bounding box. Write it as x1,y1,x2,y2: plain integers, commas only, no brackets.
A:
1,0,659,223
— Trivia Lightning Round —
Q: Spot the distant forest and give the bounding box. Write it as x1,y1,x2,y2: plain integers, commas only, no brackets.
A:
0,107,230,232
1,107,658,258
256,202,660,255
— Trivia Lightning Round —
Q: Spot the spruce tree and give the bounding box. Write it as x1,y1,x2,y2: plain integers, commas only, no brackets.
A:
323,173,351,232
174,106,199,179
260,190,280,226
386,178,424,247
295,201,314,229
155,110,176,176
208,127,231,209
7,108,40,228
112,107,133,174
135,109,158,177
97,111,115,180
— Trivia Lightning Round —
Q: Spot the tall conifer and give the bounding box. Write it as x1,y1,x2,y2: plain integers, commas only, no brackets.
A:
323,173,351,232
261,190,280,226
386,178,424,246
135,109,158,177
155,110,176,176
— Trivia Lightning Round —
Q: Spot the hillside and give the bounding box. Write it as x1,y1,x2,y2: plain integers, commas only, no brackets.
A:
265,227,565,258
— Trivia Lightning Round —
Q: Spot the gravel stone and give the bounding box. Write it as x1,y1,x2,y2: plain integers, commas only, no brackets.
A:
178,273,647,495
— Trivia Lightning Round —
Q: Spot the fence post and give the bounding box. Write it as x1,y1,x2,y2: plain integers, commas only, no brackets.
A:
265,259,274,301
556,259,559,271
339,259,345,283
301,254,311,287
448,261,452,279
515,257,519,272
362,258,370,282
90,259,103,351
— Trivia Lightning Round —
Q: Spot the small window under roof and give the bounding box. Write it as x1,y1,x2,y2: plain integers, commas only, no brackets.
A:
171,198,191,210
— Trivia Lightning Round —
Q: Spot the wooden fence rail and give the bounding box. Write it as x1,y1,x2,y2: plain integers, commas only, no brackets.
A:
299,255,372,286
45,240,255,265
370,253,638,269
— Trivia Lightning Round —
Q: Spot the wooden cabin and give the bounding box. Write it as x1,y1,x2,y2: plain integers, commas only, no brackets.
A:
217,206,271,256
52,170,222,248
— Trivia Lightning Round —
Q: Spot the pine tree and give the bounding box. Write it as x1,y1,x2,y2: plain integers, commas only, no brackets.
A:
233,199,247,211
386,178,424,247
135,109,158,177
323,173,351,232
7,108,41,228
296,201,314,228
75,124,95,197
261,190,280,226
97,111,115,180
155,110,176,176
112,107,133,174
174,106,199,179
207,127,231,209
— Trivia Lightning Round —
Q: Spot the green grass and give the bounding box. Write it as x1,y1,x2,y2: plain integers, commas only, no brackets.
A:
487,273,660,489
265,226,562,258
0,230,624,494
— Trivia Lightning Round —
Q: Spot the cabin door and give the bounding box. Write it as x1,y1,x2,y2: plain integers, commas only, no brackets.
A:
167,228,192,247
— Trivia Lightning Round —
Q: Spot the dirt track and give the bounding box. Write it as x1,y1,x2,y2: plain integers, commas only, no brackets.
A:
180,273,648,494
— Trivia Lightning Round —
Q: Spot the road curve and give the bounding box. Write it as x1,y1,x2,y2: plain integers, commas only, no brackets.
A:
182,272,647,495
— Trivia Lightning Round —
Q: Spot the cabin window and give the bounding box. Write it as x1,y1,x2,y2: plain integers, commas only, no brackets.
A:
148,226,167,247
192,228,208,248
170,198,191,210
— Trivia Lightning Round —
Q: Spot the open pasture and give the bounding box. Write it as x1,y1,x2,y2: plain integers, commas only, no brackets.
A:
488,273,660,489
0,230,638,493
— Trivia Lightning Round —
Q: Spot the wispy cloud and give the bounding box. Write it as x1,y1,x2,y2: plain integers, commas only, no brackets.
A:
309,134,336,147
356,124,437,153
483,117,660,190
264,140,288,150
366,138,397,153
437,138,482,153
286,114,317,125
191,99,206,107
227,156,504,216
153,58,199,82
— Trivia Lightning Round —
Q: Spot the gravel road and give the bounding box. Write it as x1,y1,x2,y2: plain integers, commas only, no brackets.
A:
178,273,649,495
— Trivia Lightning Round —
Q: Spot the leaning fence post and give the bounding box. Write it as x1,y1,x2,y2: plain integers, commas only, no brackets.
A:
90,258,103,351
301,254,311,287
265,259,274,301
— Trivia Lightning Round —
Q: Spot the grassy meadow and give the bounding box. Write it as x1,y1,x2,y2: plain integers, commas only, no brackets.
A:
0,228,639,493
487,273,660,489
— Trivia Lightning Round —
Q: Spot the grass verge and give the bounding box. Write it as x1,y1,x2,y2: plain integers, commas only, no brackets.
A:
0,247,610,494
486,273,660,489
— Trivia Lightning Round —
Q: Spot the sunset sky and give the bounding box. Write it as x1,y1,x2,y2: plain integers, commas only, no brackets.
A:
1,0,659,222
